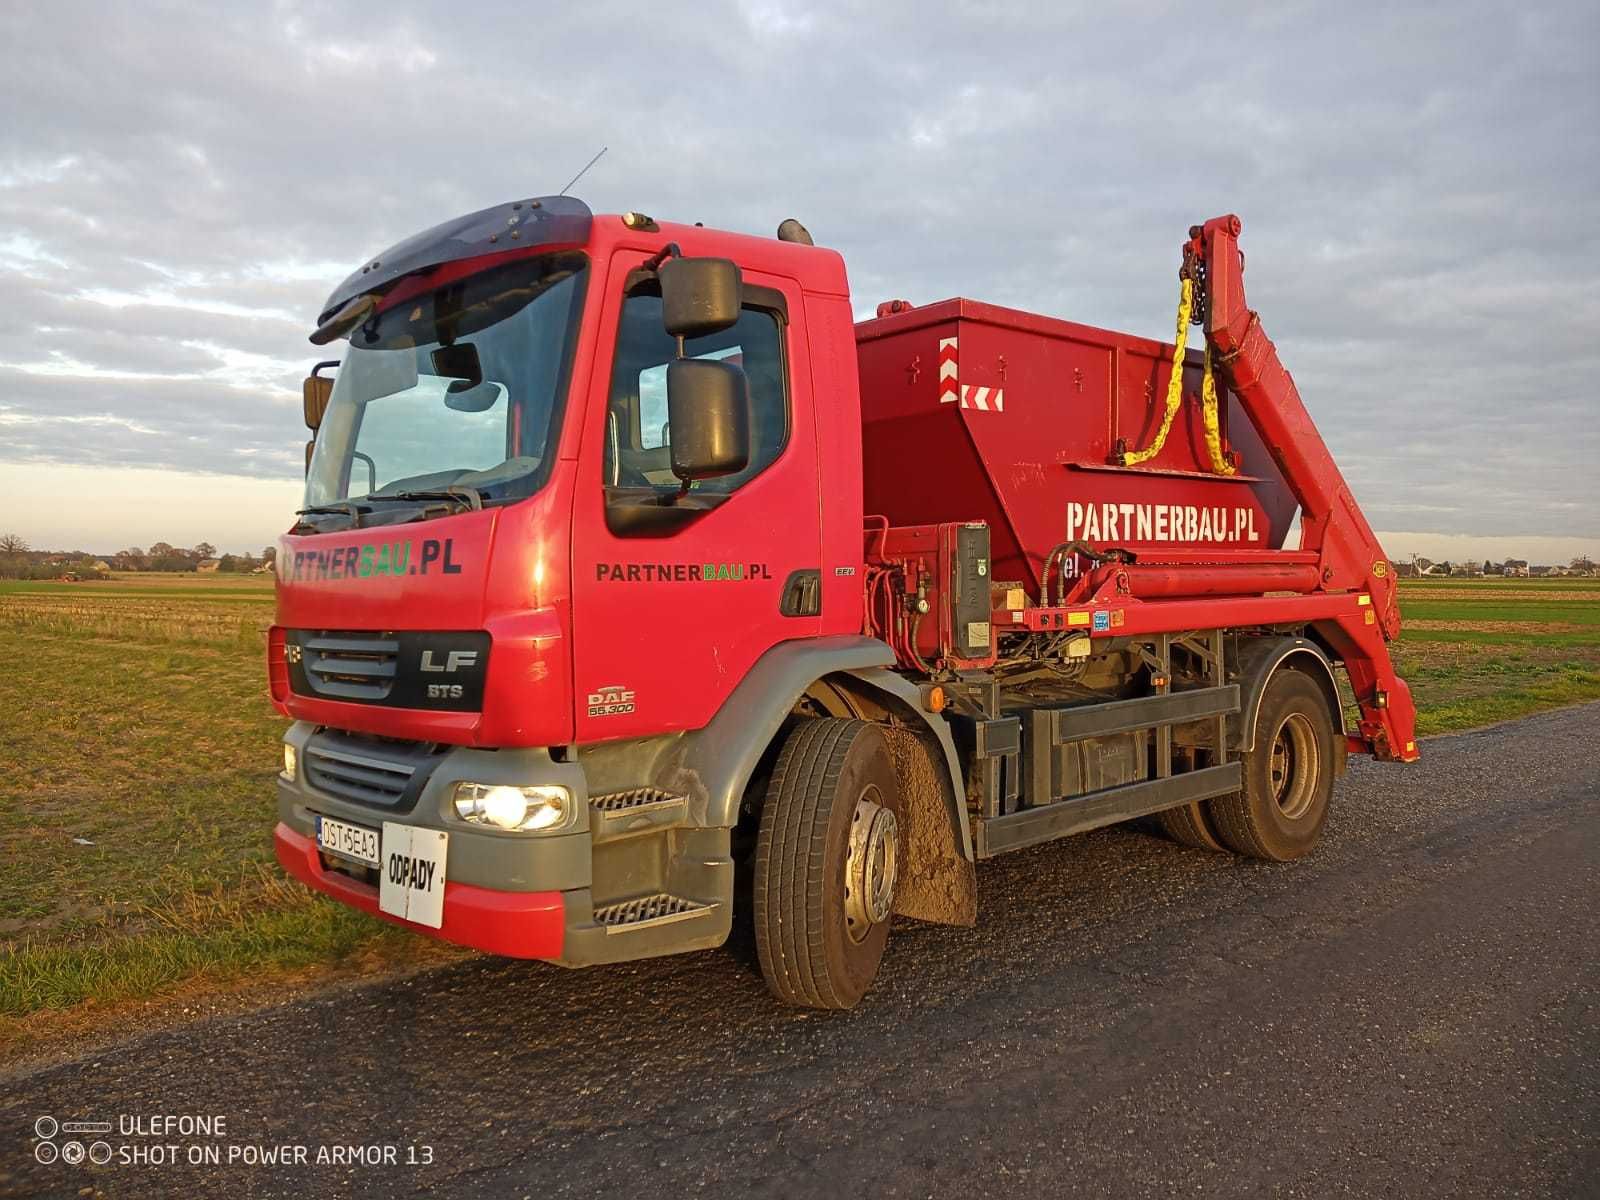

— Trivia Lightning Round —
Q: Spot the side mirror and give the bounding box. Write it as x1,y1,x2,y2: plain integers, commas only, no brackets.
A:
667,359,750,482
303,366,336,430
659,257,742,339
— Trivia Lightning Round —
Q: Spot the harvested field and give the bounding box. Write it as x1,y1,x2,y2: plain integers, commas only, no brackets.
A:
1405,619,1590,635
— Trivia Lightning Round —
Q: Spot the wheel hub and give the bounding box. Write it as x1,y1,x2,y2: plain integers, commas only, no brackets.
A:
1269,712,1319,820
844,790,898,942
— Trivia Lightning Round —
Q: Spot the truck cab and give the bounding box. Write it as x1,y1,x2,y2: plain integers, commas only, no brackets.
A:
273,197,898,980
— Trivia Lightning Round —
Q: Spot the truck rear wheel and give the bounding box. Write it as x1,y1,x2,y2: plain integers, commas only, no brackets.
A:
1206,669,1335,861
1156,801,1228,852
754,719,902,1009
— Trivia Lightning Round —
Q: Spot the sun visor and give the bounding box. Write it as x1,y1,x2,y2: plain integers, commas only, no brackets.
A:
317,195,592,326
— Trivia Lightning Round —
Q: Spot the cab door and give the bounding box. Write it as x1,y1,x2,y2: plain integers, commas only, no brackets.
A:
568,252,822,743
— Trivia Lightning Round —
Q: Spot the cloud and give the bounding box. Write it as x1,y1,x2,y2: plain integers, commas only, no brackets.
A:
0,0,1596,549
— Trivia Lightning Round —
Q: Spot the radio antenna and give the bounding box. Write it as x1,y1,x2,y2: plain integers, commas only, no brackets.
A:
560,146,608,196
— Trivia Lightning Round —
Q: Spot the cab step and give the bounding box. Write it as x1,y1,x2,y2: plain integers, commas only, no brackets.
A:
592,892,713,933
589,787,689,843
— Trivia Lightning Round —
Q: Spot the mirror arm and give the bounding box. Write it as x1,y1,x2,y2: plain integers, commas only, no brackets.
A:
641,242,682,274
352,450,377,496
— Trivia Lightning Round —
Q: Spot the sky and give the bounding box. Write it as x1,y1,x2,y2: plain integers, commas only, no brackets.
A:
1,0,1596,560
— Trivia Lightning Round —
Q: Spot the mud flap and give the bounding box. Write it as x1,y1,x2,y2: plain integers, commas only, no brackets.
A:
882,727,977,927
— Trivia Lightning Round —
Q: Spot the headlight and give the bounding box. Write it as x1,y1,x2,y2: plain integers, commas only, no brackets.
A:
281,743,298,781
453,783,571,832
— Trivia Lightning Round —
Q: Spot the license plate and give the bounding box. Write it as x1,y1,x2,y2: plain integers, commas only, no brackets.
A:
378,822,449,929
315,815,380,867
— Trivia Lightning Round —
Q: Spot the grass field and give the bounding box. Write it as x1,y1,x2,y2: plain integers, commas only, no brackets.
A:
1389,576,1600,734
0,574,458,1053
1,571,1597,1050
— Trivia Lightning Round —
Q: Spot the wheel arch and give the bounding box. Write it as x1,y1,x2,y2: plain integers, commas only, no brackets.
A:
659,637,971,859
1234,634,1347,759
585,637,976,927
805,666,974,863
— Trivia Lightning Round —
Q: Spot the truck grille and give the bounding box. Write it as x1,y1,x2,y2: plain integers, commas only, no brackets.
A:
284,629,490,712
303,730,440,809
300,633,399,701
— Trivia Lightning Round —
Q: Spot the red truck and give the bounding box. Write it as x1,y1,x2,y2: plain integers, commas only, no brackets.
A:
271,199,1417,1008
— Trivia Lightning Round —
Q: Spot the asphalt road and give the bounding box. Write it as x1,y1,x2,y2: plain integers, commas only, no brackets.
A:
4,703,1597,1199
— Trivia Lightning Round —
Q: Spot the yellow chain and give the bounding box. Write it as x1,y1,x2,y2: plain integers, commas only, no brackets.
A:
1120,276,1236,475
1120,277,1191,467
1200,341,1236,475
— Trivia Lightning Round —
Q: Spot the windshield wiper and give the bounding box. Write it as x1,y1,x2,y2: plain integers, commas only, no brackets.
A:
293,501,371,530
371,485,484,513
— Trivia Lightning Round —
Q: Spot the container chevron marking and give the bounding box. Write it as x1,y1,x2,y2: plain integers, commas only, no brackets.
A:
938,337,959,404
936,337,1004,411
961,384,1004,412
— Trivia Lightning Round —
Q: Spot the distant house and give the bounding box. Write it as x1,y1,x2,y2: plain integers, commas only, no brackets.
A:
1503,559,1529,577
252,559,276,575
1392,560,1419,578
196,558,222,573
1529,565,1551,576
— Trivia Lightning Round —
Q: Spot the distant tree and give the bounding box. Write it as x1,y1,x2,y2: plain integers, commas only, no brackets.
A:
192,541,217,560
145,541,192,571
261,546,277,565
1483,560,1493,574
218,554,241,573
0,533,27,557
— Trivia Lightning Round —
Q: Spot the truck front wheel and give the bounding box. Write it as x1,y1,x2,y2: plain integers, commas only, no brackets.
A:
1205,669,1335,861
754,719,902,1009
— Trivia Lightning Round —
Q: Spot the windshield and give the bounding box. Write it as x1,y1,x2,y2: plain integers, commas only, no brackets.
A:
304,252,589,516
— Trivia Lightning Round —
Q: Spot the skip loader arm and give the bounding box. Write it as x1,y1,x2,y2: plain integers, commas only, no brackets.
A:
1187,215,1419,762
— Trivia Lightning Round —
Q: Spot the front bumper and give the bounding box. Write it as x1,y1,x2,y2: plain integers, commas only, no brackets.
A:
275,721,732,965
275,823,565,958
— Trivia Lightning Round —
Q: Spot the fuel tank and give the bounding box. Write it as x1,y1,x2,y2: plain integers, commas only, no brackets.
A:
855,298,1298,593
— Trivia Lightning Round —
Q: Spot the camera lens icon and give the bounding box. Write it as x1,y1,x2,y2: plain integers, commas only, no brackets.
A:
61,1141,86,1166
90,1141,114,1165
34,1142,59,1165
34,1115,58,1139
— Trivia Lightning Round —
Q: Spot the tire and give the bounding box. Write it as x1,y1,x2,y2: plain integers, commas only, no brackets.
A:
754,719,902,1009
1205,668,1336,861
1156,801,1228,852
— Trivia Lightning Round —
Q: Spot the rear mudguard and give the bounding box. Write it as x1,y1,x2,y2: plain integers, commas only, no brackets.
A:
1233,635,1348,773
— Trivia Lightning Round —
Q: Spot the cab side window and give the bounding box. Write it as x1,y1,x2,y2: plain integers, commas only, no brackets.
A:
604,291,788,494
